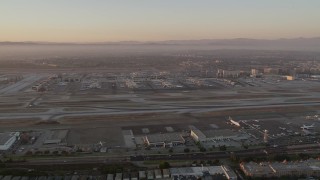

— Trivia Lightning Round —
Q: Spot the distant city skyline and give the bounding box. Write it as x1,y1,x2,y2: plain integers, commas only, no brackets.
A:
1,0,320,42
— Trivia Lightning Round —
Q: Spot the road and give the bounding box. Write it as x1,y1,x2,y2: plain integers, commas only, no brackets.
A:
6,143,320,166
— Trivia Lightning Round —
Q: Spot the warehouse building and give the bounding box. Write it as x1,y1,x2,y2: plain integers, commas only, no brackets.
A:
0,132,20,151
144,133,185,148
43,130,68,145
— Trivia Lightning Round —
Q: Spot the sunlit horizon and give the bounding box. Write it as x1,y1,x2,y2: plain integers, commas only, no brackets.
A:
1,0,320,42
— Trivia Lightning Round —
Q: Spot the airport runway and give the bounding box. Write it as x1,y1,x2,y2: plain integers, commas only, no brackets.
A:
0,99,319,121
0,74,45,95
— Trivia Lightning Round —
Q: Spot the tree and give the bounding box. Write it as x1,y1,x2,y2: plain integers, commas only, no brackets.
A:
219,145,227,151
168,148,173,153
241,156,254,162
242,144,249,149
52,151,59,155
199,147,206,152
159,161,170,169
230,152,239,162
34,151,42,155
274,154,290,162
184,148,190,153
298,153,309,160
25,151,33,156
61,150,69,155
212,159,220,165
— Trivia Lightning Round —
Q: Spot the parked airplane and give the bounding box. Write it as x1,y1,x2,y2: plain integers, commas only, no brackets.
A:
252,124,260,128
301,124,315,130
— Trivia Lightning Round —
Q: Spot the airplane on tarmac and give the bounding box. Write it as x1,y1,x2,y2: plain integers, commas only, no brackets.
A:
301,124,315,130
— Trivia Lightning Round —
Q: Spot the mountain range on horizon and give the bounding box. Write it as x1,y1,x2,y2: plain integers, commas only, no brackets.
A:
1,37,320,46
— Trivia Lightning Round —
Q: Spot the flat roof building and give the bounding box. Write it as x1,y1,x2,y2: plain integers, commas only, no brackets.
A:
190,128,247,143
147,170,154,180
170,166,232,179
122,173,130,180
144,133,185,148
162,169,170,178
154,169,162,179
2,176,12,180
240,159,320,178
139,171,146,180
222,166,238,180
115,173,122,180
106,174,113,180
70,176,79,180
0,132,19,151
43,130,68,145
11,177,21,180
130,172,138,180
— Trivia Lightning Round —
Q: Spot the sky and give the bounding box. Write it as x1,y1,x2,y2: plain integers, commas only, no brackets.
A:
1,0,320,42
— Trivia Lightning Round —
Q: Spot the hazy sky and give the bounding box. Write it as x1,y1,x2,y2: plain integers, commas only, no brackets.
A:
1,0,320,42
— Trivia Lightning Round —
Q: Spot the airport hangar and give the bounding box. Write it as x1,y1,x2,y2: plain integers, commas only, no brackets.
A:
190,128,247,143
143,133,185,148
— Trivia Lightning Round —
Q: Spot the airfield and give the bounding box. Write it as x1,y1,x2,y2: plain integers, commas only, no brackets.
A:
0,71,320,153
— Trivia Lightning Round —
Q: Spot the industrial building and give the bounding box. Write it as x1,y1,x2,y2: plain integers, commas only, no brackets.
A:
115,173,122,180
147,170,154,180
170,166,237,180
107,174,113,180
162,169,170,178
251,69,259,77
144,133,185,148
283,75,294,81
154,169,162,179
43,130,68,145
240,159,320,178
61,74,82,83
130,172,138,180
217,69,243,78
0,132,20,151
190,128,247,143
139,171,146,180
